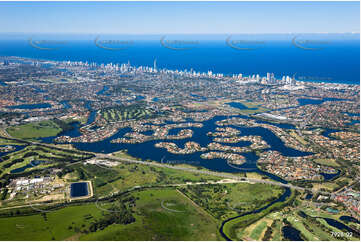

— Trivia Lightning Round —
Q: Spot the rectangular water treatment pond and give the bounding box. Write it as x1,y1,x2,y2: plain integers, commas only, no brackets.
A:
70,182,89,198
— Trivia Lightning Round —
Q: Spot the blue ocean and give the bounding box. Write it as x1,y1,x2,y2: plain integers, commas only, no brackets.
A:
0,34,359,84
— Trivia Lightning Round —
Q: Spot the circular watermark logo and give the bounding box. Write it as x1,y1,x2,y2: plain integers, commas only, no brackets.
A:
95,198,125,213
160,36,199,50
94,35,134,51
292,35,329,50
28,37,67,50
297,76,333,81
160,200,185,212
226,160,257,172
226,202,248,213
226,35,265,51
85,158,120,171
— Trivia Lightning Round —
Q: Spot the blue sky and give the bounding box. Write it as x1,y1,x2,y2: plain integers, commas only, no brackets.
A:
0,1,359,34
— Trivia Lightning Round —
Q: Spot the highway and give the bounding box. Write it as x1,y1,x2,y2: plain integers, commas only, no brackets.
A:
95,153,313,193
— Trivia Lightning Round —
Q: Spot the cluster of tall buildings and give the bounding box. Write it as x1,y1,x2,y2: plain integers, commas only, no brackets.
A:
56,59,226,78
282,75,297,85
22,58,297,85
233,72,297,86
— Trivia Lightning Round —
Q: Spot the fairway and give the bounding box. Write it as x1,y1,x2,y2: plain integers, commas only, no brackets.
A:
228,101,269,114
100,105,155,123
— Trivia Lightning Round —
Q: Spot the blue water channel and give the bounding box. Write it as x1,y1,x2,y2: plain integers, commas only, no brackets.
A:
0,145,27,160
97,85,110,96
40,115,311,179
227,102,258,110
14,107,342,240
6,103,52,109
36,112,327,241
339,216,360,224
297,97,348,106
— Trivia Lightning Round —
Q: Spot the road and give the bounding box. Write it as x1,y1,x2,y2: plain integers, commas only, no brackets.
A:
95,153,312,193
0,135,93,156
95,153,337,196
0,179,247,212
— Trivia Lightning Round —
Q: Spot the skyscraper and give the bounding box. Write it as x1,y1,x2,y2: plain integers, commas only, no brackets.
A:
270,73,275,84
153,59,157,71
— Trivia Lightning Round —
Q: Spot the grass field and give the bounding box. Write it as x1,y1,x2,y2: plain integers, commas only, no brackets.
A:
81,188,221,240
289,131,308,145
76,161,221,197
313,158,340,167
0,203,104,240
180,182,284,220
0,188,223,240
311,175,353,192
229,101,269,114
248,220,268,240
6,120,62,139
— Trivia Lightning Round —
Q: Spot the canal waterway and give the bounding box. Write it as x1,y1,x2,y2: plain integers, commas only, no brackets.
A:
40,115,312,177
6,103,52,109
3,108,348,240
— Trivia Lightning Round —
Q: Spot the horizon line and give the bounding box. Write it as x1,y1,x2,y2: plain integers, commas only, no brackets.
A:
0,32,360,35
